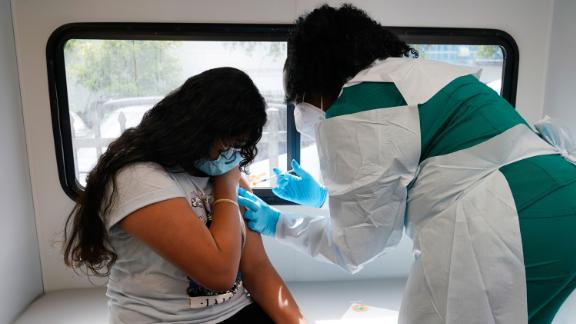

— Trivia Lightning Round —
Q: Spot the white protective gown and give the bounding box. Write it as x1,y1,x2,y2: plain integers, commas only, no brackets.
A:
274,58,561,324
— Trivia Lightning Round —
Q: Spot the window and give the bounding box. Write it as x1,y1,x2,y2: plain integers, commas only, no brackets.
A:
48,24,518,203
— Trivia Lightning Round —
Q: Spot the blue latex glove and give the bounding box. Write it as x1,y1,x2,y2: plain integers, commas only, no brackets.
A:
272,159,327,208
237,187,281,236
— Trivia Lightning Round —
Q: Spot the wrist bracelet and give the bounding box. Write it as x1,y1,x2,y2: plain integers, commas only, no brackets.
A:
213,198,239,207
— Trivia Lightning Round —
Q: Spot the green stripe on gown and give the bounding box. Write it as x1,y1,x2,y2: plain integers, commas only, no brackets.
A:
417,74,526,161
326,82,407,119
501,155,576,324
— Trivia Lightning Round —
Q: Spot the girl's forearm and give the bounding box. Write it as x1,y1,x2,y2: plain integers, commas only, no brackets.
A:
243,264,305,323
207,180,243,283
209,203,242,259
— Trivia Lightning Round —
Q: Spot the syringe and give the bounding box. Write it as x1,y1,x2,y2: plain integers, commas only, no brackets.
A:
252,169,295,185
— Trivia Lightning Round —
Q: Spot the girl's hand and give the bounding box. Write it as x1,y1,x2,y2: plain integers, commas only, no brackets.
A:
213,167,241,199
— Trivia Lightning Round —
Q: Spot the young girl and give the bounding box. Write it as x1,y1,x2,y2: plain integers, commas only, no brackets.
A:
63,67,305,323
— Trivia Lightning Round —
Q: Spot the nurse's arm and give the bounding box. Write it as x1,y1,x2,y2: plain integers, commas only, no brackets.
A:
273,109,419,273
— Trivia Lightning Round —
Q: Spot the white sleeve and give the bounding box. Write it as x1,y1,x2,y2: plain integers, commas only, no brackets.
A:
104,162,185,230
274,106,421,273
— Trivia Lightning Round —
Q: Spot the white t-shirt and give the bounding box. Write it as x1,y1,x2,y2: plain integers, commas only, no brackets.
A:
103,162,252,324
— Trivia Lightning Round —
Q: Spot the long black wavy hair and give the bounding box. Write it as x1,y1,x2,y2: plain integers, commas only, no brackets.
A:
64,67,267,276
284,4,417,103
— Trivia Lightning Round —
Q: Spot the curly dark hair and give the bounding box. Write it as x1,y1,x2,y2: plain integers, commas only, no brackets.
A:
64,67,267,276
285,4,416,103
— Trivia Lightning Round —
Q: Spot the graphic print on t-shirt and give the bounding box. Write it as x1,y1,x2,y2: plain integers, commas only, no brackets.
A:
189,189,213,225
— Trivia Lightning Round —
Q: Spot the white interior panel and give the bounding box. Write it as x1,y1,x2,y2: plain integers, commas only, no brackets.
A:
0,0,43,321
543,0,576,131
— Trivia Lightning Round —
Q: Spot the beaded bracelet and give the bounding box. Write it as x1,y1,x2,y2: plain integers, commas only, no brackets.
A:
212,198,239,207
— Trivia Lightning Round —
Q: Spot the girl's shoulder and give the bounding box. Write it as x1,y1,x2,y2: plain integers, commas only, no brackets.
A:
117,161,169,175
113,162,211,203
104,162,185,229
115,162,177,187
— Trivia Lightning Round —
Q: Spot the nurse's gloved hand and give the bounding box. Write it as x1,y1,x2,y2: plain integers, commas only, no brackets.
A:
237,187,280,236
272,159,327,208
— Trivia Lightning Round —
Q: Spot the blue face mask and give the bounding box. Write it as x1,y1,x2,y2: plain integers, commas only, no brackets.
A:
195,149,243,176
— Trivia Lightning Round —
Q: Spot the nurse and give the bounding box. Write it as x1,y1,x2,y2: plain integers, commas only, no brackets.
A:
238,4,576,324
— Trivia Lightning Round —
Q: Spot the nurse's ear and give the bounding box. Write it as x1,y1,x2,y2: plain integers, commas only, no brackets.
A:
282,59,336,111
305,95,337,112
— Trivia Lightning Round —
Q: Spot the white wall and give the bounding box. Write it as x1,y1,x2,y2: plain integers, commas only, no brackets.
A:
544,0,576,129
0,0,43,321
546,0,576,301
11,0,555,291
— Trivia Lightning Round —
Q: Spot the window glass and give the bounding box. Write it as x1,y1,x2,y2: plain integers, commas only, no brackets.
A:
64,40,287,187
412,44,504,93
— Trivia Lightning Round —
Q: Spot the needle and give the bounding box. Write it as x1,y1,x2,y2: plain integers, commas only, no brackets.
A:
252,169,295,184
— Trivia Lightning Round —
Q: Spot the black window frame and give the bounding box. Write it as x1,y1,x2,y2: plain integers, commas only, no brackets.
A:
47,23,519,203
